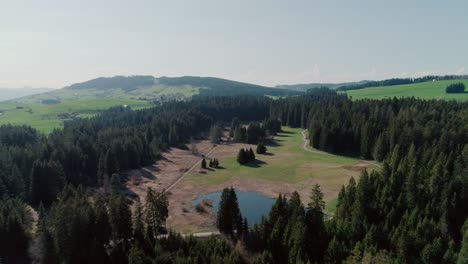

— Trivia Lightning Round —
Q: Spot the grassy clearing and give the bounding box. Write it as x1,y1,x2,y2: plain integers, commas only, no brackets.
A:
185,127,378,212
344,80,468,101
326,197,338,213
0,98,151,133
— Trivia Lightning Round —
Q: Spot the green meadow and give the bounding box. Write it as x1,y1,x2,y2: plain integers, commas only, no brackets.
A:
185,127,379,213
344,79,468,101
0,98,151,133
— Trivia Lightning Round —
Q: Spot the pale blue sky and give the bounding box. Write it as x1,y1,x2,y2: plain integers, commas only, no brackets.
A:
1,0,467,88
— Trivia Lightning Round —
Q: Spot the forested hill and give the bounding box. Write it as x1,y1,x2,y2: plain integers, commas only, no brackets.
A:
11,75,300,104
276,80,368,92
158,76,298,96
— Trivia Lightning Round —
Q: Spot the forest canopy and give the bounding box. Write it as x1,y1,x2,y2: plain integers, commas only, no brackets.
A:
0,89,466,263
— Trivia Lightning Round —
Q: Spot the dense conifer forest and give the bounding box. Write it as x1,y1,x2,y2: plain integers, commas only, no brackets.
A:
0,89,467,263
336,75,462,91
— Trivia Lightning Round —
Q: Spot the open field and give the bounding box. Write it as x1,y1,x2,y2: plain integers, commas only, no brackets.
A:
125,127,380,233
0,98,151,133
344,79,468,101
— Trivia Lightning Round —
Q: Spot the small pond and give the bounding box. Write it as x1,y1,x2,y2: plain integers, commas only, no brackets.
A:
192,190,275,226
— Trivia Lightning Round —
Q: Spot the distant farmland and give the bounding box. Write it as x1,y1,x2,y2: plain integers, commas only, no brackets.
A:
344,79,468,101
0,98,151,133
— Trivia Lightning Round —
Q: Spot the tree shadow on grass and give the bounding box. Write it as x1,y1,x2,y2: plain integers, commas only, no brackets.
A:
243,159,267,168
214,166,226,170
261,152,274,156
267,140,283,147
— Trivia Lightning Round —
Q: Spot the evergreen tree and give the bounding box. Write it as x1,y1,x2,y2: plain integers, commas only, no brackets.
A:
132,200,145,243
372,133,387,161
33,203,56,264
237,149,247,164
216,187,241,237
256,143,267,154
108,194,133,241
308,184,325,211
248,148,256,162
145,188,168,238
201,158,207,169
127,243,148,264
458,219,468,264
210,125,222,144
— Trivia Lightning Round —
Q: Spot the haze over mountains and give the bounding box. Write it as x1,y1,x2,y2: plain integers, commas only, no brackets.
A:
8,75,301,105
0,87,54,102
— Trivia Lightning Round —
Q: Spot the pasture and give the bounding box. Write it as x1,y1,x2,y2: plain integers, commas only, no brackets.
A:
344,79,468,101
0,98,151,133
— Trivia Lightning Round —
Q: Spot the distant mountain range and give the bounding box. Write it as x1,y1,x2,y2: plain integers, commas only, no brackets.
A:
0,88,54,102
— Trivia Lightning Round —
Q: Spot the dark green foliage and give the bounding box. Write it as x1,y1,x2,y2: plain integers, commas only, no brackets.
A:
237,149,248,165
248,148,256,161
201,158,207,169
210,124,223,144
30,160,65,206
145,188,168,238
109,193,133,241
0,196,30,264
211,158,219,168
216,187,242,237
0,89,467,263
30,185,240,263
458,219,468,264
159,76,300,96
247,190,327,264
446,82,465,93
237,148,256,165
256,143,267,154
336,75,458,91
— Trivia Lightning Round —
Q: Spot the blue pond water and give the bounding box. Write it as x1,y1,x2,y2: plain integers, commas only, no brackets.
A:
192,190,275,226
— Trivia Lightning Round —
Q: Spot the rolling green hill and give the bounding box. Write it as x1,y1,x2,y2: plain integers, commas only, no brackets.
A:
344,79,468,101
0,76,299,133
276,80,368,91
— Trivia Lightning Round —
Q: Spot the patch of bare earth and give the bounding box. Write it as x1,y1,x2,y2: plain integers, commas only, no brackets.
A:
124,138,220,232
125,134,375,233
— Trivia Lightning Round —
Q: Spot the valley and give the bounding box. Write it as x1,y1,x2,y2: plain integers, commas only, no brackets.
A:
124,127,379,233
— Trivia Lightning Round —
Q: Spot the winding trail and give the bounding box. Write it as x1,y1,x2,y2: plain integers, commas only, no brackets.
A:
300,130,381,169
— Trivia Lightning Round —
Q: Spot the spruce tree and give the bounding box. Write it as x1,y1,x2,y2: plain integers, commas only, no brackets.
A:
237,149,247,164
217,188,233,235
201,158,207,169
216,187,241,236
248,148,256,162
145,188,169,238
256,143,267,154
457,219,468,264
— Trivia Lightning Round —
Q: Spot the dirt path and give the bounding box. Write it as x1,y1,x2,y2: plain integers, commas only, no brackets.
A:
301,130,381,169
166,145,218,192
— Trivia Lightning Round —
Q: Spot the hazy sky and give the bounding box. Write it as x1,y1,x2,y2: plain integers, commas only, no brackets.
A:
1,0,467,88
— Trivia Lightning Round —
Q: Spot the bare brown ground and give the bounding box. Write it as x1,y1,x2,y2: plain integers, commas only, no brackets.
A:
125,134,373,233
124,138,211,198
